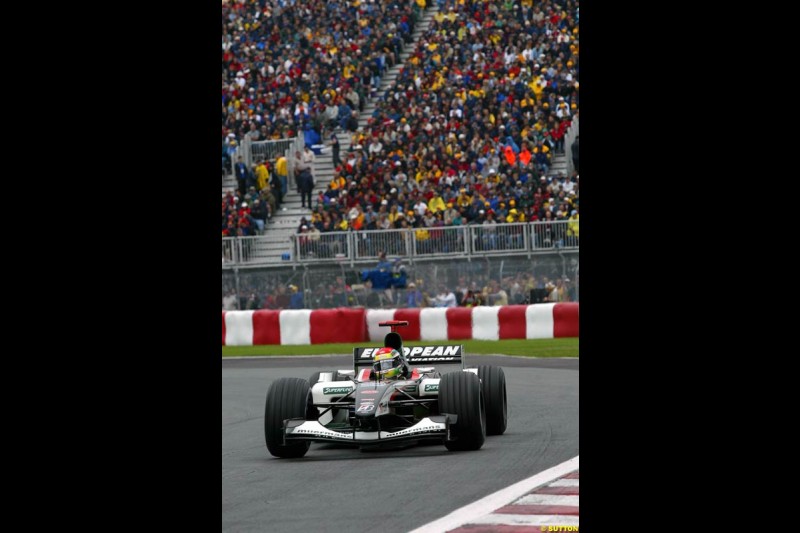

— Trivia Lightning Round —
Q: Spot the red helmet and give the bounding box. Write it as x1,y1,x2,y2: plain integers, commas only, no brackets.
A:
372,347,408,380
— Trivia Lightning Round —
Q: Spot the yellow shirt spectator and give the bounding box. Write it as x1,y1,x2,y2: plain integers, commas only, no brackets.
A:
428,196,446,213
530,77,545,98
568,214,580,237
275,156,288,176
255,162,270,191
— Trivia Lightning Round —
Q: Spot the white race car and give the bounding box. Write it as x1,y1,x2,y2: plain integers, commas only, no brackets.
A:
264,321,507,458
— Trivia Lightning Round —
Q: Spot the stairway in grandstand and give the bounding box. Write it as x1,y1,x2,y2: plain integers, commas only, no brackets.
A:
223,3,570,264
550,151,569,177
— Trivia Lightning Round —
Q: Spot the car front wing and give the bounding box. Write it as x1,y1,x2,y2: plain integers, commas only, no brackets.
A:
283,415,457,445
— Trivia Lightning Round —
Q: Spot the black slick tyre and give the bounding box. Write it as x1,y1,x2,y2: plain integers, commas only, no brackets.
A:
264,377,312,458
439,371,486,451
476,365,508,435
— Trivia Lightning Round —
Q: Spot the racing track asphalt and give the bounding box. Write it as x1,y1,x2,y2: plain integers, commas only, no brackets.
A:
222,355,578,532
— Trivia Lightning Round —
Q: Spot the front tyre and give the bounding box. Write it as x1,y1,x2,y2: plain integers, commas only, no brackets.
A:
439,371,486,451
476,366,508,435
264,377,312,458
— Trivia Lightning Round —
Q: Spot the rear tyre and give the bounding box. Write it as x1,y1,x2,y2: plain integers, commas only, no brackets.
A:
476,366,508,435
439,371,486,451
264,377,312,458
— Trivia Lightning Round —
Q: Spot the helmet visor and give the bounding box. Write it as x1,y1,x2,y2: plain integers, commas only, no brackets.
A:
376,357,398,372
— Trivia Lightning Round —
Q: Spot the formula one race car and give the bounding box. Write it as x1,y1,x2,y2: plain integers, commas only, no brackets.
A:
264,321,507,458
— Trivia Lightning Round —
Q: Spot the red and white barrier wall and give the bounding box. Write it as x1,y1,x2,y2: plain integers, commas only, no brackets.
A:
365,303,578,342
222,308,368,346
222,303,578,346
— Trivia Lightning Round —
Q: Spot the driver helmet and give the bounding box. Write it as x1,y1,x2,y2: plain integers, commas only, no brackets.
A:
372,347,407,380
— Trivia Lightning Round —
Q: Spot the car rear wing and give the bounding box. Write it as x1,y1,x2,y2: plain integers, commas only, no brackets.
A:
353,345,465,370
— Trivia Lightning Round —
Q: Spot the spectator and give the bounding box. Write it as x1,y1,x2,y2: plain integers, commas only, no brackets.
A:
293,150,308,191
234,156,248,197
567,209,579,246
549,278,568,302
297,225,312,257
481,211,498,250
251,199,269,233
434,285,457,308
275,154,288,204
274,285,291,309
222,290,238,311
485,280,509,306
461,290,478,307
302,146,316,180
428,193,446,214
269,170,283,207
289,285,305,309
404,281,424,308
364,279,382,308
565,277,577,302
307,224,321,255
223,134,235,174
469,282,486,306
330,132,341,168
298,166,314,210
255,160,270,192
262,186,277,218
543,280,556,302
246,292,261,310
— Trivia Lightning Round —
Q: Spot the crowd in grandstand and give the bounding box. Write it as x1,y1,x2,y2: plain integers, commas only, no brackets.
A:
222,0,422,171
222,0,580,243
312,0,581,231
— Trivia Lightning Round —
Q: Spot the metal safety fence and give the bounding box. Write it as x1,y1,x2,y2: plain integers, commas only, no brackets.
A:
221,253,579,311
240,135,305,183
222,220,578,267
241,136,302,166
352,221,577,261
296,231,351,261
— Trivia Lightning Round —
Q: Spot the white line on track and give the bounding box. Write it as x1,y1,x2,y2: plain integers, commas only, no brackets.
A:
408,455,579,533
513,494,579,506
